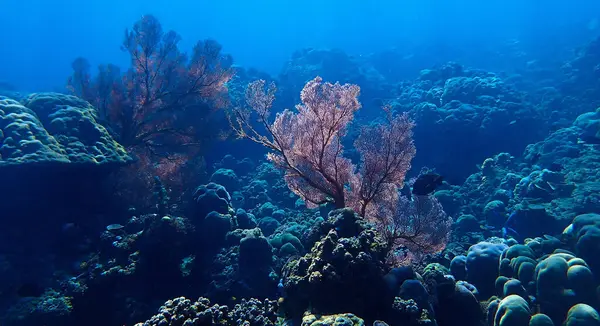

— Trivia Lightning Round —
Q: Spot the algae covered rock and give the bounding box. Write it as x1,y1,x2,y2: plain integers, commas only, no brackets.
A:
0,92,130,167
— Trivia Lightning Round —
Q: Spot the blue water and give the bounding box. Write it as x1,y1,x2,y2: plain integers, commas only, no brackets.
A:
2,0,598,91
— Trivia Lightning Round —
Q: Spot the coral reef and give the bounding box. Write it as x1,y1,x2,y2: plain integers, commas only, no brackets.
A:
5,14,600,326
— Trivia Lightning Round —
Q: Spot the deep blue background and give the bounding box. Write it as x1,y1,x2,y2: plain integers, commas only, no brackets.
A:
1,0,599,91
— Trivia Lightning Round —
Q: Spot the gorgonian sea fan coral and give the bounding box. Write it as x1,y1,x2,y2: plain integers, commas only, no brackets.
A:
230,76,416,219
383,194,452,264
67,14,231,212
68,14,233,155
232,77,451,259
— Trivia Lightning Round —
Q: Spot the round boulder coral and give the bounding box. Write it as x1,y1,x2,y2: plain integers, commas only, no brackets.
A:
564,304,600,326
466,241,508,298
564,213,600,275
535,253,596,324
529,313,554,326
192,182,231,219
494,295,531,326
210,168,240,191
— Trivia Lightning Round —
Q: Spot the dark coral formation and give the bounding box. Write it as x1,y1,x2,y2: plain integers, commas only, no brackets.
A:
392,63,545,183
280,209,389,321
134,296,278,326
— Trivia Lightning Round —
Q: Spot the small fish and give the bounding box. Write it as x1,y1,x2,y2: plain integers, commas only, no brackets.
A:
530,153,542,164
374,321,390,326
106,224,124,231
412,173,444,196
505,211,517,226
502,226,520,240
502,211,522,240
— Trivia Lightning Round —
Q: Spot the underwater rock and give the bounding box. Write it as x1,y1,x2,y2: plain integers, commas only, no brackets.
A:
466,241,508,298
435,278,483,326
498,245,537,287
210,168,240,191
3,289,73,326
278,48,389,108
453,214,481,234
192,182,231,219
395,63,542,184
258,216,280,236
441,76,506,104
235,208,257,229
573,109,600,144
0,93,130,167
503,279,528,301
239,231,273,272
202,211,232,244
270,232,304,256
257,202,278,218
383,266,418,300
484,200,507,228
450,255,468,280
